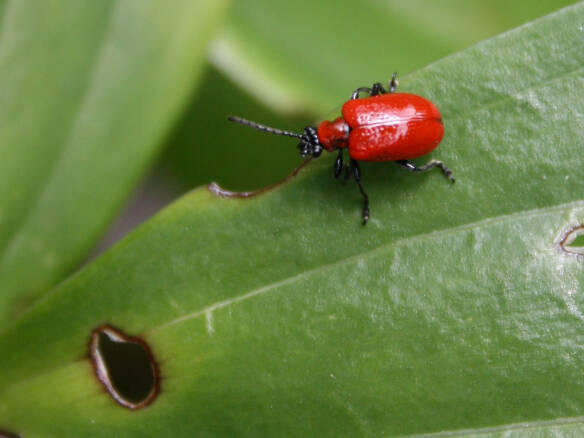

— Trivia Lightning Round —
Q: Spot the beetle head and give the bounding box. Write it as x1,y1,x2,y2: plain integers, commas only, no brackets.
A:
297,126,323,158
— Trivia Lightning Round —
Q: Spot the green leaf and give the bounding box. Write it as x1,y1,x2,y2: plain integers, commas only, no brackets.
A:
0,0,228,324
210,0,578,114
1,3,584,436
160,0,577,195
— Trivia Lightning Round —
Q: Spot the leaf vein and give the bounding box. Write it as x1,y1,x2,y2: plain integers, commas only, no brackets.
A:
151,199,584,333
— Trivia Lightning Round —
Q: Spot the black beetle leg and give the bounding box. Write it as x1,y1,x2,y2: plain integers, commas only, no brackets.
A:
334,149,351,185
395,159,455,183
389,72,398,93
343,165,351,185
350,87,373,100
350,73,398,99
350,158,370,225
333,149,344,178
370,82,387,95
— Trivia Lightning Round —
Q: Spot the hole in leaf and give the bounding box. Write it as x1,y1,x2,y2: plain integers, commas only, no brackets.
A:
558,225,584,256
568,234,584,248
89,325,159,410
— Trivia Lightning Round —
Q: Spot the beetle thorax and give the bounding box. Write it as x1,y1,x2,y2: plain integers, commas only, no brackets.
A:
317,117,349,152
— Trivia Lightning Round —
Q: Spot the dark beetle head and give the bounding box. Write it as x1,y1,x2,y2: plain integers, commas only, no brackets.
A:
297,126,323,158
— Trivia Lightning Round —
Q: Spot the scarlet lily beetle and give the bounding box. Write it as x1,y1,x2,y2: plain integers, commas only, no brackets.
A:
228,73,454,224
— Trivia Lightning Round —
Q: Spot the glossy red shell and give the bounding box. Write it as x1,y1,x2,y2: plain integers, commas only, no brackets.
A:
317,117,349,151
317,93,444,162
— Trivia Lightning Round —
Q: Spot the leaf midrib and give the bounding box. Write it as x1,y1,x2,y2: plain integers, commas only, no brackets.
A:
150,199,583,334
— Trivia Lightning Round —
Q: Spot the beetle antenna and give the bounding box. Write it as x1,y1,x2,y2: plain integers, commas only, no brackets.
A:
228,116,303,139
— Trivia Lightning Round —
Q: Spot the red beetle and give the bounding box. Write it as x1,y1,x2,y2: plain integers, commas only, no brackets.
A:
228,73,454,224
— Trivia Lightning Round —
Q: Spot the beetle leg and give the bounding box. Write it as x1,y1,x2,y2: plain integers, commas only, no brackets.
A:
370,83,387,95
334,150,351,185
351,84,387,99
389,72,398,93
350,159,370,225
333,150,344,178
350,87,373,100
343,165,351,184
395,159,455,183
350,73,398,99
